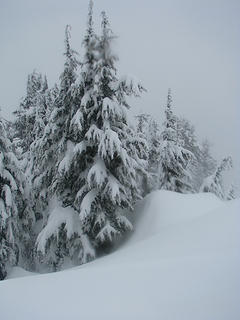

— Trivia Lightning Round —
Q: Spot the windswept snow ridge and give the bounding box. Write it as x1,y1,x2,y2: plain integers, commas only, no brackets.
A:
2,191,240,320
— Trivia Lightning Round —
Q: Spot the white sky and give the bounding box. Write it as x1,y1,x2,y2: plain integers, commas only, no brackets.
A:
0,0,239,189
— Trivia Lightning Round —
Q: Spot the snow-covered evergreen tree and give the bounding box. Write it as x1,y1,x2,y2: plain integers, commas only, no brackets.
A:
158,89,194,193
176,117,198,155
6,4,146,271
197,139,217,187
136,113,160,192
136,113,150,135
32,25,79,217
147,118,161,188
0,117,29,279
200,157,233,200
226,184,236,200
13,71,51,155
54,1,99,202
176,117,203,192
12,71,57,263
62,11,146,249
36,201,94,271
33,23,96,271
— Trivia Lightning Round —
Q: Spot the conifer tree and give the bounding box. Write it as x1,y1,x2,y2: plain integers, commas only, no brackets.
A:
62,11,146,248
158,89,193,193
197,139,217,187
136,113,160,192
176,117,203,192
32,25,79,216
148,118,161,188
54,0,99,201
226,184,236,200
200,157,233,200
0,118,28,279
34,24,95,271
136,113,150,135
13,71,51,155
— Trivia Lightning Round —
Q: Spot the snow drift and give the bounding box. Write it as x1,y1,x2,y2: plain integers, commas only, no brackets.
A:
1,191,240,320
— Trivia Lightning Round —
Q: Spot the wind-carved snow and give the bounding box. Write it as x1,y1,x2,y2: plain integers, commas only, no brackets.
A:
2,191,240,320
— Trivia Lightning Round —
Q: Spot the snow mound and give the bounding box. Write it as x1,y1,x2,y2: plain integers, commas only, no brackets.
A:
1,191,240,320
6,267,36,280
129,190,222,243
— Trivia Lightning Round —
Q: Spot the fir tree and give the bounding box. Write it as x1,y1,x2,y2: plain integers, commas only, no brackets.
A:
176,117,203,192
226,184,236,200
198,139,217,187
158,89,194,193
136,113,160,192
0,117,27,279
13,71,51,155
136,113,150,135
63,11,146,249
32,25,79,216
35,201,94,271
200,157,233,200
147,117,161,189
34,24,96,271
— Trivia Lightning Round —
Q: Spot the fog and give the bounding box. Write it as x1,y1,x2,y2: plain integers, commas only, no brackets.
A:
0,0,239,189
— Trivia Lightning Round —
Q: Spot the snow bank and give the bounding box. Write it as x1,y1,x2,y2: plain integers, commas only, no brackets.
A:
1,191,240,320
6,267,36,280
128,190,223,243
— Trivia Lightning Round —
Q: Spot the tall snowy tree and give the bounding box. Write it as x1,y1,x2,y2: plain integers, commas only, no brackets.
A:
33,23,96,271
13,71,51,156
10,4,146,271
136,113,150,135
136,113,160,193
60,11,147,249
54,0,99,201
31,25,79,217
0,117,30,279
226,184,236,200
158,89,194,193
197,139,217,187
176,117,203,192
200,156,233,200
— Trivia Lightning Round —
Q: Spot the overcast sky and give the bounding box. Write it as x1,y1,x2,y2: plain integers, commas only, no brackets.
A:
0,0,239,189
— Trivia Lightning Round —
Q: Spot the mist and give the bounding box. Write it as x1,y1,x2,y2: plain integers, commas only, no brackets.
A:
0,0,239,189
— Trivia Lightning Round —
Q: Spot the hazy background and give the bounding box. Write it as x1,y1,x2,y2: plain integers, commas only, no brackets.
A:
0,0,239,191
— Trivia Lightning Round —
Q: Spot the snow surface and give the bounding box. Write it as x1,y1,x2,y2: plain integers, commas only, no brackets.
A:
1,191,240,320
6,267,36,279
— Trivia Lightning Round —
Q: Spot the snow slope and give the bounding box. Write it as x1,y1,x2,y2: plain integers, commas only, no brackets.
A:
1,191,240,320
